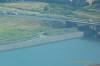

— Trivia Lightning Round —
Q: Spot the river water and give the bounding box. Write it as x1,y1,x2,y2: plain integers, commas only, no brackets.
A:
0,38,100,66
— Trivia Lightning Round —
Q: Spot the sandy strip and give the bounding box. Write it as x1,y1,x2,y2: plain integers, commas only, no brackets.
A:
0,31,83,51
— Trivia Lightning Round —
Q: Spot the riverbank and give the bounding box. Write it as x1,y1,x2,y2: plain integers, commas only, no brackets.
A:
0,31,83,51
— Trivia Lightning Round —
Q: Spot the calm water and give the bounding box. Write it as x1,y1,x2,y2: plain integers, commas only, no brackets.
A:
0,38,100,66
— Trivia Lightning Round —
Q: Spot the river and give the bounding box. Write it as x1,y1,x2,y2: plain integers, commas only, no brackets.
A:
0,38,100,66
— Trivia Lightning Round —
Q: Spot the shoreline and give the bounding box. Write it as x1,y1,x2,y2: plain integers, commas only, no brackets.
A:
0,31,83,51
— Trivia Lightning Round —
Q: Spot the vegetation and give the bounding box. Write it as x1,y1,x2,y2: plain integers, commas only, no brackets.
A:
0,1,99,20
73,1,100,20
0,15,78,43
0,2,72,17
0,0,100,43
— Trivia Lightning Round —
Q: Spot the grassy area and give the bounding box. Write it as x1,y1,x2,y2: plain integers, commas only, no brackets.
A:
0,2,72,17
0,2,100,20
0,2,99,43
73,4,100,20
0,15,78,43
0,2,48,14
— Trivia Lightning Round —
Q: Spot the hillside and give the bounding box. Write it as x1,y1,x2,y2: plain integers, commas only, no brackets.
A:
0,2,73,17
0,0,100,20
0,0,100,43
73,1,100,20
